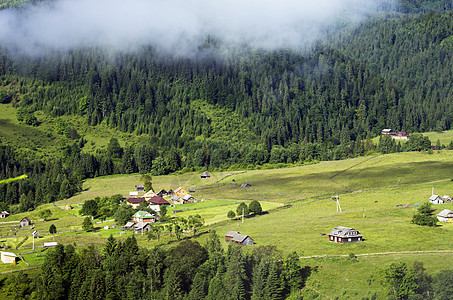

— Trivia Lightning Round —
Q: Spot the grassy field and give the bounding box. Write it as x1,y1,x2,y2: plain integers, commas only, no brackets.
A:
4,150,453,298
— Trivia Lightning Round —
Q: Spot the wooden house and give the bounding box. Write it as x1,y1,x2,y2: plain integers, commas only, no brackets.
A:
225,231,254,246
132,211,155,223
167,189,174,196
437,209,453,223
381,129,396,136
183,194,195,203
126,198,146,209
201,171,211,179
174,187,188,198
148,195,170,206
1,251,17,264
442,195,452,203
171,195,183,205
0,211,9,218
157,189,168,197
121,222,135,231
20,217,31,227
328,226,363,244
134,222,151,234
429,194,443,205
135,184,145,192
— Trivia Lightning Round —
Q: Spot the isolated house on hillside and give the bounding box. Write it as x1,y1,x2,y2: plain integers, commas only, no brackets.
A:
32,230,39,238
395,132,410,140
0,211,9,218
126,198,146,209
437,209,453,223
20,217,31,227
225,231,254,246
328,226,363,244
132,211,155,223
201,171,211,179
1,251,17,264
442,195,452,203
429,195,443,205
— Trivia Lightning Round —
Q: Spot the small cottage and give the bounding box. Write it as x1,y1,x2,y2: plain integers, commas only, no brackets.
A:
183,194,195,203
429,195,443,205
32,230,39,238
135,184,145,192
328,226,363,244
0,211,9,218
240,183,251,188
437,209,453,223
134,222,151,234
381,129,396,136
201,171,211,179
20,217,31,227
225,231,254,246
126,198,146,209
132,211,155,223
1,251,17,264
442,195,452,203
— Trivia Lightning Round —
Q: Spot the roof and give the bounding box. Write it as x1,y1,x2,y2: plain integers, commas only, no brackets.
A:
1,251,17,257
442,195,452,200
129,191,139,196
328,226,363,238
429,194,441,200
0,211,9,215
135,184,144,188
44,242,58,247
183,194,194,200
225,230,239,237
201,171,210,177
21,217,31,222
437,209,453,218
174,187,182,193
157,189,167,194
143,190,157,198
134,222,150,230
124,221,135,228
133,211,154,219
231,233,250,243
171,195,181,201
148,196,170,205
127,198,145,204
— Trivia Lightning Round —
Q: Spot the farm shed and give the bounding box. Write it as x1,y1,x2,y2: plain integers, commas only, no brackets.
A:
134,222,151,234
225,231,254,246
437,209,453,223
0,211,9,218
201,171,211,178
1,251,17,264
121,222,135,231
132,211,155,223
429,195,443,205
442,195,452,202
20,217,31,227
328,226,363,244
240,183,251,188
183,194,195,203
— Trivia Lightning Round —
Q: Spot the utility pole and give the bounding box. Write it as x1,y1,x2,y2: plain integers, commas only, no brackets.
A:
242,208,244,223
32,233,35,250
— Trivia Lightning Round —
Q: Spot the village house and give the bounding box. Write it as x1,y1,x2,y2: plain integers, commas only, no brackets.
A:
132,211,155,223
183,194,195,203
134,222,151,234
381,129,396,136
148,195,170,206
157,189,168,197
0,211,9,218
135,184,145,192
225,231,254,246
1,251,17,264
328,226,363,243
437,209,453,223
126,197,146,209
174,187,188,198
394,132,410,140
20,217,31,227
442,195,452,203
171,195,183,205
121,221,135,231
129,191,139,198
143,190,157,200
429,194,443,205
201,171,211,179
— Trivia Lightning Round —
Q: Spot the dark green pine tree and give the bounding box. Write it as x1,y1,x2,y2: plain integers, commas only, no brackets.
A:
264,261,282,300
103,234,117,258
251,258,268,300
223,244,248,300
187,271,208,300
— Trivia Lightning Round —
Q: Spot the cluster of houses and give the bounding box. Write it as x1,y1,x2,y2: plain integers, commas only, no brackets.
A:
429,194,451,205
121,210,156,234
381,129,410,140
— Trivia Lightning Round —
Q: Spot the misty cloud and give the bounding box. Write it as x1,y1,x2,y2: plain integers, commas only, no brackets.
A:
0,0,395,56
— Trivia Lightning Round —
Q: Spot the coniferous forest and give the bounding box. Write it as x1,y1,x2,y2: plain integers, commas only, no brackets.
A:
0,0,452,213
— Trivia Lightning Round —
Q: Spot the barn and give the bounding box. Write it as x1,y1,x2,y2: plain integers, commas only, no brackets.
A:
225,231,254,246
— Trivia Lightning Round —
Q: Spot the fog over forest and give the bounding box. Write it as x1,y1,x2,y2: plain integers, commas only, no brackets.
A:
0,0,395,56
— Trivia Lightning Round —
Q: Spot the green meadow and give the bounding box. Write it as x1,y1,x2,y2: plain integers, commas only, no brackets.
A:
3,150,453,298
